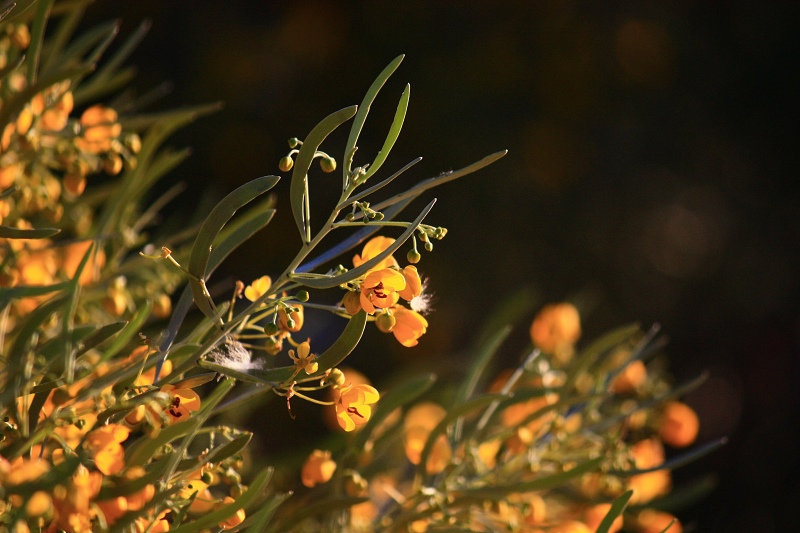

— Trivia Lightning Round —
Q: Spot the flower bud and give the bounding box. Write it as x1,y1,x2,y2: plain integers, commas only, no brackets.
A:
407,248,421,264
342,291,362,315
278,156,294,172
295,290,309,302
288,137,300,148
320,156,337,173
262,322,280,336
375,312,396,333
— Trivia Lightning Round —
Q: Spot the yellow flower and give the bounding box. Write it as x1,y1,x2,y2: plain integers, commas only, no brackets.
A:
633,509,682,533
76,105,122,154
301,449,337,487
160,383,202,423
529,302,581,363
359,268,405,314
52,464,103,533
353,236,398,271
391,306,428,347
289,341,318,375
583,503,623,533
403,402,451,474
244,275,272,302
84,424,130,475
658,401,699,448
398,265,422,301
335,382,380,432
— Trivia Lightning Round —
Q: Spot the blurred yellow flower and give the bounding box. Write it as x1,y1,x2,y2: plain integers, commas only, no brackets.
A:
391,306,428,347
658,401,699,448
530,302,581,362
289,340,318,375
84,424,130,475
301,449,337,487
216,496,246,530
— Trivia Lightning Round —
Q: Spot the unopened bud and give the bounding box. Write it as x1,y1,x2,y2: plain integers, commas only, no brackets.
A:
375,312,396,333
320,156,337,173
296,290,309,302
288,137,301,148
342,291,362,315
263,322,280,336
407,249,421,264
424,241,433,252
278,156,294,172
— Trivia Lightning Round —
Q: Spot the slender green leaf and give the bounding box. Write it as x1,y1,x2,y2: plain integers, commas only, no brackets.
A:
290,105,358,241
609,438,727,476
199,311,367,386
0,226,60,239
0,281,71,310
370,150,507,213
204,431,253,465
344,54,404,181
25,0,54,85
630,474,718,514
187,176,279,321
49,18,117,74
290,198,435,289
100,298,153,361
125,417,202,468
338,157,421,211
169,467,274,533
596,490,634,533
360,83,410,182
243,491,292,532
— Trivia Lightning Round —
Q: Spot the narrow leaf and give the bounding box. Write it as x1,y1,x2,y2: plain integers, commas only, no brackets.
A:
0,226,60,239
360,83,410,182
187,176,279,321
596,490,634,533
344,54,404,181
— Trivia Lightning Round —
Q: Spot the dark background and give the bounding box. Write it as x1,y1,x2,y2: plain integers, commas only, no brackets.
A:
80,1,799,531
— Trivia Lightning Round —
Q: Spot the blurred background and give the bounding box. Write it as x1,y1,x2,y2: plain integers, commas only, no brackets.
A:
81,1,799,531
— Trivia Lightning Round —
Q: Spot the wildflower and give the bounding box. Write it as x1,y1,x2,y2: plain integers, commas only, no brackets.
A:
391,305,428,347
160,382,202,423
244,275,272,301
289,341,318,375
60,241,105,286
549,520,592,533
96,496,127,526
583,503,623,533
216,496,246,530
301,449,337,487
628,438,671,504
529,302,581,363
76,105,122,154
52,464,102,533
359,268,406,314
403,402,451,474
398,265,423,301
25,490,53,518
335,381,380,432
134,510,171,533
610,359,647,395
83,424,130,475
4,458,50,486
122,467,155,511
353,236,398,271
342,290,362,315
658,401,699,448
633,509,682,533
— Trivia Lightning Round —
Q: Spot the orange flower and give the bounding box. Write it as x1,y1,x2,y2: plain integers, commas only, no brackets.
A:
335,382,380,432
403,402,451,474
134,510,171,533
301,449,337,487
52,464,102,533
398,265,422,301
359,268,405,314
628,438,671,504
60,241,105,286
529,302,581,362
610,359,647,394
633,509,682,533
658,401,699,448
84,424,130,475
76,105,121,154
216,496,246,530
278,303,304,332
583,503,623,533
391,306,428,347
353,236,398,271
160,383,201,423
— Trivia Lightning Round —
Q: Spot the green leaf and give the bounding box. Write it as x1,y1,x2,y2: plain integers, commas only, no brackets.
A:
563,323,642,391
0,281,71,311
344,54,404,182
204,431,253,465
596,490,634,533
169,467,274,533
290,105,358,242
243,491,292,532
360,83,410,182
199,311,367,386
370,150,507,213
609,437,728,476
289,198,436,289
125,417,203,468
25,0,55,85
455,456,604,499
187,176,280,322
353,373,437,450
0,225,60,239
